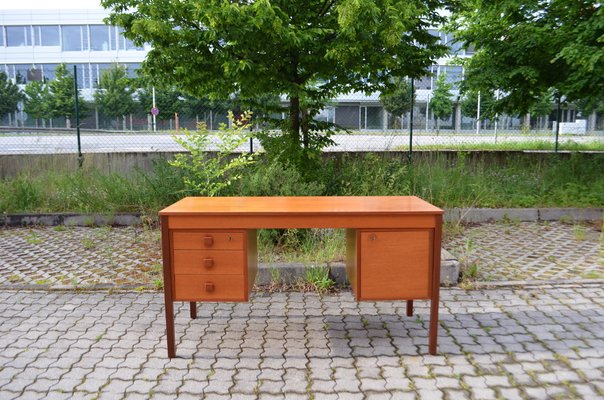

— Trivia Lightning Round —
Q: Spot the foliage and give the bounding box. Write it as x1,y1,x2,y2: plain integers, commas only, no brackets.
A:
452,1,604,114
169,111,256,196
460,90,497,121
47,64,89,121
234,160,324,197
429,74,454,132
103,0,452,169
0,72,23,119
326,153,410,196
23,80,51,122
94,64,137,125
380,77,415,118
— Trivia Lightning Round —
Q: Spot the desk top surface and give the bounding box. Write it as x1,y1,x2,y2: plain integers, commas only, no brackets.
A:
159,196,443,216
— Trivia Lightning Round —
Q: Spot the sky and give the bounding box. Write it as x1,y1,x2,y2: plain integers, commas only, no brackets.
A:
0,0,103,9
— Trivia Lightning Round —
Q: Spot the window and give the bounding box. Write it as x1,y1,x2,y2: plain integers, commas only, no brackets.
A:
90,25,110,51
6,26,31,46
41,64,59,81
443,66,463,89
62,25,84,51
33,26,60,46
0,27,5,47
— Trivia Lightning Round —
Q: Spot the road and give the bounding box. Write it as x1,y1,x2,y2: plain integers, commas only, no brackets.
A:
0,132,601,154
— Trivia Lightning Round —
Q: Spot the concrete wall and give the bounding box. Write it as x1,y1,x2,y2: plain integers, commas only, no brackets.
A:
0,149,596,179
0,152,178,178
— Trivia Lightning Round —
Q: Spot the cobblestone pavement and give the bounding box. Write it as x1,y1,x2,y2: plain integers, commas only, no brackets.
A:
0,284,602,399
0,226,162,289
1,221,602,289
445,221,603,282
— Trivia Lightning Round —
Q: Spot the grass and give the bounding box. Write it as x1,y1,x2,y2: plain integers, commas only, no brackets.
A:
1,152,603,214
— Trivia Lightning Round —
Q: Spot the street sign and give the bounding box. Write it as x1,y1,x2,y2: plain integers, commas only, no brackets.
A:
151,107,159,116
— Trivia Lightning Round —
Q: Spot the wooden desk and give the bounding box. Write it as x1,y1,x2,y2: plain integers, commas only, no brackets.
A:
159,196,443,358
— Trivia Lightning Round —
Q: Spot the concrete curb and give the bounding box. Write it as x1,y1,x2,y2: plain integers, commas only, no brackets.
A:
1,207,601,227
445,207,603,223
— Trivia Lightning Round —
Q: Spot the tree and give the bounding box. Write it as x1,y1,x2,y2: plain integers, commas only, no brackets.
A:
429,74,453,133
380,77,414,129
452,1,604,114
0,72,23,124
94,64,136,129
23,80,51,127
47,64,88,126
102,0,452,169
530,89,554,130
460,90,498,130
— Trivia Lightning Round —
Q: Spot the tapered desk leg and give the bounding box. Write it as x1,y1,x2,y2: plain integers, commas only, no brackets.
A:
190,302,197,319
406,300,413,317
429,215,443,355
165,300,175,358
161,216,176,358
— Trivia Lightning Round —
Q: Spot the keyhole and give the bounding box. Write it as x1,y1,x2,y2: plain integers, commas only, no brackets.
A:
228,235,232,241
370,234,377,241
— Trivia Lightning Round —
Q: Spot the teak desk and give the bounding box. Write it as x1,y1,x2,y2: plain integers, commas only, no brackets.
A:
159,196,443,358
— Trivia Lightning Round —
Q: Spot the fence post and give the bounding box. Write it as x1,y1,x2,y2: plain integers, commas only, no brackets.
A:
555,92,561,153
73,65,83,168
409,77,414,160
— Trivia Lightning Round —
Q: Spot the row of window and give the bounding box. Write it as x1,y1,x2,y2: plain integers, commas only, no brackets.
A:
0,25,143,52
2,63,140,88
3,62,463,90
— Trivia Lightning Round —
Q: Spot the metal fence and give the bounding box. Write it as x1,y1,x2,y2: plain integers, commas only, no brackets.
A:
2,87,603,156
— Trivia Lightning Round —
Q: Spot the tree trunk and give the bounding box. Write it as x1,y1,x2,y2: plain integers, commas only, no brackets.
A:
289,96,301,147
436,118,440,135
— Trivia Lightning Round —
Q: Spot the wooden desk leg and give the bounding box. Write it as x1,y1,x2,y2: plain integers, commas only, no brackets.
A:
429,215,443,355
406,300,413,317
190,302,197,319
165,300,176,358
161,216,176,358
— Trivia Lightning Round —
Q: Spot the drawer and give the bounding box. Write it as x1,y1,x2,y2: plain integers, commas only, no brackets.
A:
174,274,246,301
172,231,244,250
359,230,431,300
173,250,245,275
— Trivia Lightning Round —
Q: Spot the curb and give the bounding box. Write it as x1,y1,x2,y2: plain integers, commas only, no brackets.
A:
1,207,601,227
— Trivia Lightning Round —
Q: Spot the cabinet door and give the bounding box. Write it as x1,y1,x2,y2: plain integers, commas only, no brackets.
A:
359,230,431,300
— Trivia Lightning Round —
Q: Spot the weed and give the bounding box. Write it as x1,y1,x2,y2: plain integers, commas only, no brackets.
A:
581,270,604,279
8,274,22,283
82,238,96,250
35,279,52,285
25,232,43,245
135,286,146,292
301,266,335,295
154,279,164,290
53,225,67,232
572,224,587,241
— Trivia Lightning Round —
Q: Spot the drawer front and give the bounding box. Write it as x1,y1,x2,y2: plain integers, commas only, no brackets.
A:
173,250,245,275
174,274,246,301
172,231,244,250
359,230,431,300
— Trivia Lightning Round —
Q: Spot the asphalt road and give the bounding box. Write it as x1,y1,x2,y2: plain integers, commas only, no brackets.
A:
0,132,601,154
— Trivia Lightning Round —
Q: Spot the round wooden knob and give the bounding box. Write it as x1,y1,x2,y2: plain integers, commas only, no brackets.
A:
204,282,215,292
203,258,214,268
203,236,214,247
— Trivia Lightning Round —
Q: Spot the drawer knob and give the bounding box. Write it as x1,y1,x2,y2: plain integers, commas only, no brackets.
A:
203,258,214,268
203,236,214,247
204,282,215,292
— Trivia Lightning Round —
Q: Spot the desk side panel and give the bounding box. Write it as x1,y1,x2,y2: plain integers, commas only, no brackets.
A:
247,229,258,297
